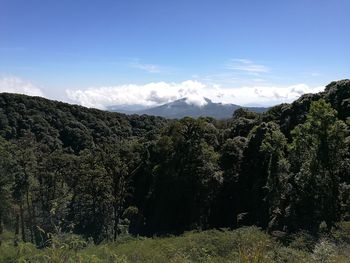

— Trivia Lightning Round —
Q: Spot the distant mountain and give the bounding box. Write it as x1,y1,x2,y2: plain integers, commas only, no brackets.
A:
107,104,148,114
108,98,268,119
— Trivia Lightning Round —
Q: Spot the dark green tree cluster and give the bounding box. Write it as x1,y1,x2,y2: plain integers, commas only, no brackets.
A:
0,80,349,245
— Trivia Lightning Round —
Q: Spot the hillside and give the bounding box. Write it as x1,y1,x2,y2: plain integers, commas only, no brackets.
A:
0,93,168,152
264,79,350,136
0,80,349,262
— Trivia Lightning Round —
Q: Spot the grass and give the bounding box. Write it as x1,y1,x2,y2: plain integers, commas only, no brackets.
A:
0,224,349,263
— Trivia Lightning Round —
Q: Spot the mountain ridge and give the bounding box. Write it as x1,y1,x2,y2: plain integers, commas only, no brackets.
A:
108,97,268,119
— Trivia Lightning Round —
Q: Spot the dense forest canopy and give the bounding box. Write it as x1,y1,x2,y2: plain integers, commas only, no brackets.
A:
0,80,349,245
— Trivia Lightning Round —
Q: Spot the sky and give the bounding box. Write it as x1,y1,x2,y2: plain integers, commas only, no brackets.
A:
0,0,349,108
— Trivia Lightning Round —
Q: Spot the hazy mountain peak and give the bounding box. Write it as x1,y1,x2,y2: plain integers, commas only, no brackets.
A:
108,97,267,119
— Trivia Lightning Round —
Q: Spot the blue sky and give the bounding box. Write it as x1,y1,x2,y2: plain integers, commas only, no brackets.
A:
0,0,349,107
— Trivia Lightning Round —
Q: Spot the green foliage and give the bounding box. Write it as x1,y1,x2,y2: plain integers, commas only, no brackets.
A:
237,122,289,229
288,99,349,232
0,80,350,259
2,225,350,263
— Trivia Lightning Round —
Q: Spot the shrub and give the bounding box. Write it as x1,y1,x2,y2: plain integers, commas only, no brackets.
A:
312,239,336,263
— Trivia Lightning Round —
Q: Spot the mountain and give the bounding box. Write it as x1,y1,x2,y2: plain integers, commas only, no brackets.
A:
108,98,268,119
106,104,148,114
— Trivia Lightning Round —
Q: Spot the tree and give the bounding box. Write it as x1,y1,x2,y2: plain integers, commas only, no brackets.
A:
36,150,76,239
288,99,349,232
0,137,16,237
238,122,289,228
259,125,290,231
11,133,38,243
211,136,247,227
146,118,223,234
98,141,137,240
230,108,261,137
68,149,113,242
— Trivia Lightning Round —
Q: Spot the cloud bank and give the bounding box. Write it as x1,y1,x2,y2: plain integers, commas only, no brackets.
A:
0,76,44,97
66,80,324,109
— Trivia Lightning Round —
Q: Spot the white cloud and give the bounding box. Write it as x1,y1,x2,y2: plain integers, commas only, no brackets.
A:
0,76,44,96
226,59,270,73
66,80,324,109
233,84,324,106
67,80,208,108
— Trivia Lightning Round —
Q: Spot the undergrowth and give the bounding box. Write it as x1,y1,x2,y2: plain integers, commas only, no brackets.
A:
0,224,349,263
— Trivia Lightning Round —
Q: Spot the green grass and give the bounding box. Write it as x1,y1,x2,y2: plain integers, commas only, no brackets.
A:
0,224,349,263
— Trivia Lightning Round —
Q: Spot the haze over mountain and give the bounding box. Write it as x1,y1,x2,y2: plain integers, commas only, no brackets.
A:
108,97,267,119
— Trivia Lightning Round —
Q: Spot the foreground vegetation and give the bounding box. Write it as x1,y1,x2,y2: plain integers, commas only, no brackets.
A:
1,224,350,263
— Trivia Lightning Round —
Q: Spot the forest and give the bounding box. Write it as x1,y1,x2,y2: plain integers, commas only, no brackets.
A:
0,79,349,262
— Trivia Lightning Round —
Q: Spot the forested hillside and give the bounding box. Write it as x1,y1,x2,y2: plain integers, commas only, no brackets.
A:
0,80,349,248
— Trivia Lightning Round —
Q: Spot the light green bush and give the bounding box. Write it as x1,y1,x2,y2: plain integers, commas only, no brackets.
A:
0,224,349,263
312,239,336,263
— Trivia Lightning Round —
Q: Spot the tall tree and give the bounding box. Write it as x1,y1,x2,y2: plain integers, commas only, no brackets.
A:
0,137,16,238
146,118,223,233
238,122,289,228
211,136,247,227
68,149,112,242
288,99,349,231
259,125,290,231
98,141,137,240
12,133,38,243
